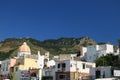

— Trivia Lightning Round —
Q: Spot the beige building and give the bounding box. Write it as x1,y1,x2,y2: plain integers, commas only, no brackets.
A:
15,42,39,70
12,42,40,80
59,54,80,61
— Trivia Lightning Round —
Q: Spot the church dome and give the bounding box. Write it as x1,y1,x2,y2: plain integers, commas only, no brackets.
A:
19,42,31,53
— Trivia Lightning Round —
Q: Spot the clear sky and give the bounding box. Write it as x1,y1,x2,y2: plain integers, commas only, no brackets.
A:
0,0,120,44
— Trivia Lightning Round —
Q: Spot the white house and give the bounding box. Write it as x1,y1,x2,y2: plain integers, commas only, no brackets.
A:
47,60,55,67
83,44,115,62
55,60,96,80
90,66,120,80
1,59,10,78
42,67,55,80
98,44,114,56
84,45,99,62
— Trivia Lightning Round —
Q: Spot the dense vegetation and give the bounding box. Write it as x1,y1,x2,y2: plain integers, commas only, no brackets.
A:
95,54,120,67
0,36,96,60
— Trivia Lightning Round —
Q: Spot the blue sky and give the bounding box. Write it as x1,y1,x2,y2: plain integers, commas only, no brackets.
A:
0,0,120,44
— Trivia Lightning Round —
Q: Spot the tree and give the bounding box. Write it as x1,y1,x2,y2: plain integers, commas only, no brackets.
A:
95,54,119,67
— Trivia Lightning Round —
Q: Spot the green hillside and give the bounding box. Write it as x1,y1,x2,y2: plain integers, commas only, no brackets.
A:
0,36,97,60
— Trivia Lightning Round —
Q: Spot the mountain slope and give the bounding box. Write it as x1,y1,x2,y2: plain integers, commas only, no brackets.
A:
0,38,47,60
38,36,97,55
0,36,97,60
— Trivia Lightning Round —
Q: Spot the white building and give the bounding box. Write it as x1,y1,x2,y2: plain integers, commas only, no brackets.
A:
98,44,114,56
55,60,96,80
83,44,115,62
90,66,120,80
1,59,10,77
42,67,55,80
47,60,55,67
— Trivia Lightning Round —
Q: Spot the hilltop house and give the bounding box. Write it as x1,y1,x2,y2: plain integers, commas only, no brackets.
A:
81,43,119,62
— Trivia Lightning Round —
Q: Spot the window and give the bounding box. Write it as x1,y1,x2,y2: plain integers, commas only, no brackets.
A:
96,70,100,78
11,67,14,72
62,63,66,68
3,63,5,71
29,67,31,69
111,69,114,76
82,63,85,69
59,74,66,79
58,64,60,68
31,73,37,77
18,62,21,65
103,71,105,78
89,56,91,59
15,67,18,71
66,74,70,79
6,67,8,71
